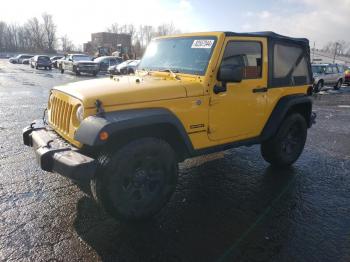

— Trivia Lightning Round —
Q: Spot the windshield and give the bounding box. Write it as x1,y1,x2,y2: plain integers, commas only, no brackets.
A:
94,57,108,63
118,60,133,68
129,60,140,66
73,55,91,61
38,56,50,61
138,36,217,75
312,65,326,74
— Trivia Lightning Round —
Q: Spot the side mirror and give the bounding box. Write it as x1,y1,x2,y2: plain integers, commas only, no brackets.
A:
218,65,244,84
69,58,73,62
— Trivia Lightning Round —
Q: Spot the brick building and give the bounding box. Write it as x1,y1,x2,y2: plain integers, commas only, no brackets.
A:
83,32,132,56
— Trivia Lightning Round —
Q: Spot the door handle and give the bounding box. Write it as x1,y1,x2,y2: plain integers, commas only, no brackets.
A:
252,87,268,93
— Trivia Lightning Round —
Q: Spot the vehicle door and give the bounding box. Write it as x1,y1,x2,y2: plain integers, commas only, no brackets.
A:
332,65,340,83
100,58,109,71
208,37,268,141
64,55,72,71
324,65,334,85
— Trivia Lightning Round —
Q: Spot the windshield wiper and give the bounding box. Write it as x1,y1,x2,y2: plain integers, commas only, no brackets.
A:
158,68,181,80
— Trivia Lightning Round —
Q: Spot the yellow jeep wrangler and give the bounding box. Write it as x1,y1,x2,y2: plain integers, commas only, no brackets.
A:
23,31,315,221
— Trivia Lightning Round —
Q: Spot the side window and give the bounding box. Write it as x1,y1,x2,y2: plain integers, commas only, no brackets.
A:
326,66,333,74
221,41,262,79
332,66,338,73
273,43,310,86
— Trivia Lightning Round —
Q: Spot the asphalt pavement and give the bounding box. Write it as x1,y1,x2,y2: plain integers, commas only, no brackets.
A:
0,60,350,261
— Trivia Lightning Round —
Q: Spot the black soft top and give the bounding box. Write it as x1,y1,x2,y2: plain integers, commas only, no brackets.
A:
224,31,309,47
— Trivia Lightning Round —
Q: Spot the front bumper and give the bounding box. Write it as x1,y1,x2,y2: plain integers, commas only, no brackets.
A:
76,66,99,73
23,120,96,180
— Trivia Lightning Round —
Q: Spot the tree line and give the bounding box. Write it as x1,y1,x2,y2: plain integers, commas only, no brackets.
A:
322,41,350,58
106,22,180,47
0,13,64,52
0,15,180,55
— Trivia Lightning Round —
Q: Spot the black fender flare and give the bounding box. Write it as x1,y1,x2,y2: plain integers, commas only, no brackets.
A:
74,108,194,151
260,94,312,141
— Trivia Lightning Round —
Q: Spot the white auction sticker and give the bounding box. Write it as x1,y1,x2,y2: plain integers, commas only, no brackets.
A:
191,39,214,49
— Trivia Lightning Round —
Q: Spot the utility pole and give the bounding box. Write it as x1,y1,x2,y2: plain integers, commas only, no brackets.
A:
333,42,339,63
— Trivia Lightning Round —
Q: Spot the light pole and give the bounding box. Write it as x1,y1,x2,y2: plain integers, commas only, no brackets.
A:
333,42,339,63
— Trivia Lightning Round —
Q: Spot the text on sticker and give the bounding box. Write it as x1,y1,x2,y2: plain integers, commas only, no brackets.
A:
191,40,214,49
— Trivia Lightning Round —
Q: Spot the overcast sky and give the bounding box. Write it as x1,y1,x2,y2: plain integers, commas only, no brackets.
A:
1,0,349,48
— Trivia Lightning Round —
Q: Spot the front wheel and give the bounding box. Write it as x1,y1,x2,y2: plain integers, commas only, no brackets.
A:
334,79,342,90
91,137,178,222
261,113,307,167
313,81,323,93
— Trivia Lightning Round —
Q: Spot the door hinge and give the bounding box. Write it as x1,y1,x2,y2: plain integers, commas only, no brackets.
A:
208,126,215,134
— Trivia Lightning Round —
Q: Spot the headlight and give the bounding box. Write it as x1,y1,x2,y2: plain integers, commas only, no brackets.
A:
76,105,84,123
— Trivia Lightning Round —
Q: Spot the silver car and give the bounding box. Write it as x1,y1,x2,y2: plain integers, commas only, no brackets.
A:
312,63,344,92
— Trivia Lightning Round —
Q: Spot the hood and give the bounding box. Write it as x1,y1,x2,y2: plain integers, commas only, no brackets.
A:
74,61,98,65
53,75,203,108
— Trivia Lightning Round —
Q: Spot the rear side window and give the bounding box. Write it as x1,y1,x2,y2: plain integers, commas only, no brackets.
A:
326,66,333,74
272,43,311,86
221,41,262,79
337,65,344,73
332,66,338,73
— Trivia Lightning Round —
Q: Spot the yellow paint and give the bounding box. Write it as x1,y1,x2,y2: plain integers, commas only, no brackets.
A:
47,32,309,150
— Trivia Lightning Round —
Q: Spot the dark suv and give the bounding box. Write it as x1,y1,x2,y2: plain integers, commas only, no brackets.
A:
30,55,52,70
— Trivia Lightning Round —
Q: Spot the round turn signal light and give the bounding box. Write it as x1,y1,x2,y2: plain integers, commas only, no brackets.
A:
99,131,109,141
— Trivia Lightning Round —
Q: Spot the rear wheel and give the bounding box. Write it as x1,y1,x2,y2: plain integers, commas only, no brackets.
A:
91,137,178,222
261,113,307,167
334,79,342,90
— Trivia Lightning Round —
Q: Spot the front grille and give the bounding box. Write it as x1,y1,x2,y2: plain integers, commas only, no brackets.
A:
50,96,73,134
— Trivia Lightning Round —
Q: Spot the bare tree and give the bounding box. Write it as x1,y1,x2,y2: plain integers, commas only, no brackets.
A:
0,22,6,51
42,13,57,51
26,17,45,50
60,35,74,52
156,23,178,36
107,23,120,33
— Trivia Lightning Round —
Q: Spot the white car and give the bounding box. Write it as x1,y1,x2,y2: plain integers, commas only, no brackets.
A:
108,60,140,75
9,54,34,64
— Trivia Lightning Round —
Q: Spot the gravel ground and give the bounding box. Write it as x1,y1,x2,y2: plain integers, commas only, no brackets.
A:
0,60,350,262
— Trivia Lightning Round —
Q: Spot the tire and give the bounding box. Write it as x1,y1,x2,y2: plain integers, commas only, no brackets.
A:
91,137,178,222
261,113,307,167
313,81,323,93
334,79,342,90
31,64,34,68
48,66,52,70
128,69,134,75
60,68,64,74
35,65,38,69
92,71,98,76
